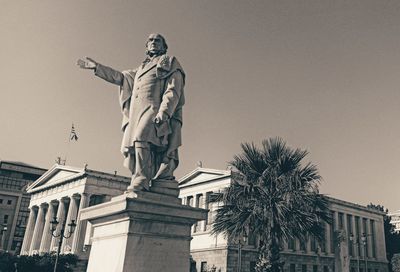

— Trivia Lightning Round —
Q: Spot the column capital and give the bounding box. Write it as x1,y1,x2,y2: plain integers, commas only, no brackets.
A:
40,203,49,208
81,192,92,199
61,196,70,203
72,193,82,200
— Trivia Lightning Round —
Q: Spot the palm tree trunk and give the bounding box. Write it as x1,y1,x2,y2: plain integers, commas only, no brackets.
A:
269,228,283,272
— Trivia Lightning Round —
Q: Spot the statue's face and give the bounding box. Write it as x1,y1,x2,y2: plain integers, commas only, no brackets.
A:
146,34,165,56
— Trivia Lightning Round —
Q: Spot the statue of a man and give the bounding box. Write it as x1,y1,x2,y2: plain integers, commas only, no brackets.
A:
78,34,185,193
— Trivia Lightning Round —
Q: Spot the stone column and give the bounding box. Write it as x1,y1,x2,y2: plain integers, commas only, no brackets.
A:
61,194,80,253
72,193,91,254
29,203,48,254
324,222,329,254
20,206,38,255
366,219,372,258
39,201,57,254
350,216,357,257
49,197,70,252
334,211,339,230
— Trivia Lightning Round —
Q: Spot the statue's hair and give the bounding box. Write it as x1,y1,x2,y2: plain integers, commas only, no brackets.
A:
145,34,168,56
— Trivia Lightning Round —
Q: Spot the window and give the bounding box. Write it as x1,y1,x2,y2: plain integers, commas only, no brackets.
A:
310,235,317,252
300,238,307,251
7,199,12,205
323,266,329,272
248,231,257,246
10,172,23,179
200,262,207,272
0,176,28,190
194,194,203,232
186,196,193,207
313,265,318,272
205,192,213,229
290,264,296,272
3,214,9,224
302,264,307,272
89,195,106,206
11,241,21,251
320,227,326,253
20,197,30,210
0,199,3,204
250,261,256,272
338,212,344,229
196,194,203,208
190,260,196,272
288,238,295,250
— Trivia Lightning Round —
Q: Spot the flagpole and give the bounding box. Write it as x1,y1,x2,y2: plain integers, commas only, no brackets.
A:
63,138,71,165
62,123,79,165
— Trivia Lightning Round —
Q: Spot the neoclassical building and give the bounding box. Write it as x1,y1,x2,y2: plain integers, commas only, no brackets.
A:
20,164,129,256
20,164,389,271
179,167,389,272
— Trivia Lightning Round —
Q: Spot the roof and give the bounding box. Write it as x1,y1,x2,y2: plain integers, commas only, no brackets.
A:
0,160,47,172
178,167,385,216
326,196,386,216
178,167,231,186
27,164,130,193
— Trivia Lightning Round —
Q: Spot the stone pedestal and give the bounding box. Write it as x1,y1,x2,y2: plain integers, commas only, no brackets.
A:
80,189,207,272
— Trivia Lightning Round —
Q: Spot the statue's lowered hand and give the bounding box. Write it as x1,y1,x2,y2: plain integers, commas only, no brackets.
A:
154,112,169,124
77,57,97,69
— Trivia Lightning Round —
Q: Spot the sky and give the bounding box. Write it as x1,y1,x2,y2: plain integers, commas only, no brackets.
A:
1,0,399,211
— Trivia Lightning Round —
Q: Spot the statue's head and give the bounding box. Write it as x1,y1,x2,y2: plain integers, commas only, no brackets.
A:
145,33,168,57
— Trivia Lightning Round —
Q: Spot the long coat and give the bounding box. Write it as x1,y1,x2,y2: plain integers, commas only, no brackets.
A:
94,55,185,169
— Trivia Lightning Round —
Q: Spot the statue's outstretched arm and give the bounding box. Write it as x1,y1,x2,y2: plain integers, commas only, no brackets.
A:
77,57,124,86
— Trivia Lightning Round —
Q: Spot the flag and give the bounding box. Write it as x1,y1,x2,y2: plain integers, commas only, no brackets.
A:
70,124,79,141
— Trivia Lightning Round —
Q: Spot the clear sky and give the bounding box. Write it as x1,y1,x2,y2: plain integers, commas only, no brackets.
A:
1,0,399,211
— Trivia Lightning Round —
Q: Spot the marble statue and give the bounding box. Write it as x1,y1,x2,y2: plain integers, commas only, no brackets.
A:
78,34,185,193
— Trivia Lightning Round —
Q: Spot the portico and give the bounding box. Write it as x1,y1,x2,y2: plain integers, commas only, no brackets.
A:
20,164,129,256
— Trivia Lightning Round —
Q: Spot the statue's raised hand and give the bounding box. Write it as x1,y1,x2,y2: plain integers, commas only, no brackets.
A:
77,57,97,69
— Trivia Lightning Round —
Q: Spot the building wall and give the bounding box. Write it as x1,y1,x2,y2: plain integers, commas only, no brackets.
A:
389,210,400,233
0,161,46,253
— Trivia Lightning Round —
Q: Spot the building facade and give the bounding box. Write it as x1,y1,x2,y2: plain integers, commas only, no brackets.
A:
0,160,47,253
179,167,388,272
389,210,400,233
20,164,129,257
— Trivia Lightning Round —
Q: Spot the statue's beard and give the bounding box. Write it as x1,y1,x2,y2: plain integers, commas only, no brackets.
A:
146,48,166,57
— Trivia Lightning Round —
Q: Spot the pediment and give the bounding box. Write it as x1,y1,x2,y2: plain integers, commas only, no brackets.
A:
27,164,85,193
179,168,231,187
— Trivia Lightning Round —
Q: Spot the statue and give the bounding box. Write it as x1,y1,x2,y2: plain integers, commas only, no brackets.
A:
78,34,185,193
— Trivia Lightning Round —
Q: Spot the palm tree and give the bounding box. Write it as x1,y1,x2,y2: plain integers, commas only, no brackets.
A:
212,137,331,272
